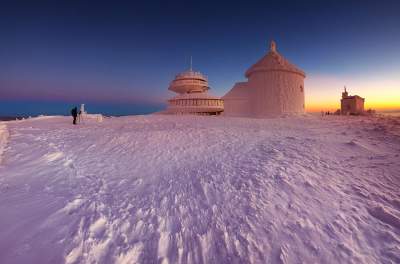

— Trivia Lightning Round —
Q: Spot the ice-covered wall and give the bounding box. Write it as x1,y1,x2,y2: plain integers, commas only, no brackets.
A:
250,71,305,117
222,82,252,117
341,97,365,115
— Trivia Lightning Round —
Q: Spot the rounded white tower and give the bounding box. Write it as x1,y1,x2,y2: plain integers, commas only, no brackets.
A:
245,41,306,117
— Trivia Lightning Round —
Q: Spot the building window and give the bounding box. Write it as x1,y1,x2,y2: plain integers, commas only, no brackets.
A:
300,85,304,93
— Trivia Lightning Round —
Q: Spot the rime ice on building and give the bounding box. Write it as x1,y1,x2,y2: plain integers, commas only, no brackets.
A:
222,41,306,117
166,64,224,115
340,87,365,115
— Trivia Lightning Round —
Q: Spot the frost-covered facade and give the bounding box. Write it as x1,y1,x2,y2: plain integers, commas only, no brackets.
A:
341,87,365,115
166,69,224,115
223,41,306,117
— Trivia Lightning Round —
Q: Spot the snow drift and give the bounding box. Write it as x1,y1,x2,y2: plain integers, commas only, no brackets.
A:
0,115,399,263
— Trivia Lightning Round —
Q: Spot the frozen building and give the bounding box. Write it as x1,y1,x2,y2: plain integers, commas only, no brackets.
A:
341,87,365,115
223,41,306,117
166,66,224,115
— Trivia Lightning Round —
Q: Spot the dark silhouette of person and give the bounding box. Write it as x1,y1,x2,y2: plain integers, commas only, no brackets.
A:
71,107,78,125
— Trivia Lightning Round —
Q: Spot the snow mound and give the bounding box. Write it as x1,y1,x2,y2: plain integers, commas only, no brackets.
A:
0,115,399,263
368,204,400,230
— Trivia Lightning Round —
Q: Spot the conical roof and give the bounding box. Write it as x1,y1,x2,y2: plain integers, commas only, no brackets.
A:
221,82,249,100
245,41,305,78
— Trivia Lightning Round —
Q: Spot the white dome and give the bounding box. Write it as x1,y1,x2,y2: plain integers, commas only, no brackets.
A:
245,41,305,78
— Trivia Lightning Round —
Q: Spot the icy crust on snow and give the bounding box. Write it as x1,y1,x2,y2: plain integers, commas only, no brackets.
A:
0,115,399,263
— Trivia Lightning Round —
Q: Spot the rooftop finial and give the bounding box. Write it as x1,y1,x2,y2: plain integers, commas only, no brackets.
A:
270,40,277,52
342,86,348,99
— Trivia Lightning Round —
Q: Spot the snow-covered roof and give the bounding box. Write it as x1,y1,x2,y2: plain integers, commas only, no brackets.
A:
342,95,365,101
168,69,209,94
221,82,250,100
245,41,306,78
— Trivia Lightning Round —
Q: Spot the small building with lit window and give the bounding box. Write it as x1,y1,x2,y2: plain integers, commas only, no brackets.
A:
340,87,365,115
222,40,306,117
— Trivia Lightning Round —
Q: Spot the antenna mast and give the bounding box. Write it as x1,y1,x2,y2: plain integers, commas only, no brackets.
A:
190,56,193,71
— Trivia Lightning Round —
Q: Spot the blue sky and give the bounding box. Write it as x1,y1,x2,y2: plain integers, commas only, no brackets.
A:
1,0,399,115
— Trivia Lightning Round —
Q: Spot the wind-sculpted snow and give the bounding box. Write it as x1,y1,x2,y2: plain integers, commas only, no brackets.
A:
0,115,399,263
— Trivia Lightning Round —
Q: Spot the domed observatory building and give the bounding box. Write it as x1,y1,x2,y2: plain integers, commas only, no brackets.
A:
166,67,224,115
223,41,306,117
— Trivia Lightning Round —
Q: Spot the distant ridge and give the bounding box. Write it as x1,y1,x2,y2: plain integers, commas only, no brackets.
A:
0,116,26,121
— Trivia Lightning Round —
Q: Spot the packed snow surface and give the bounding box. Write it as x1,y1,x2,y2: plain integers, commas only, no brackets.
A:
0,115,399,263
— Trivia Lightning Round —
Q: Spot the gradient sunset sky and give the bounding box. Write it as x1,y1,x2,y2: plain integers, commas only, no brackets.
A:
1,0,399,115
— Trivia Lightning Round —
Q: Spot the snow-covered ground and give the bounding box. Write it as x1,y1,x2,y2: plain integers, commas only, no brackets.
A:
0,114,399,264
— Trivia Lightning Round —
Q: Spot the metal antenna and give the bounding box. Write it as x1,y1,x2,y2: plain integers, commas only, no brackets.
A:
190,56,193,71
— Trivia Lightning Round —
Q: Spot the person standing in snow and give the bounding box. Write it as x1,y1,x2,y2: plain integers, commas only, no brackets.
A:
71,107,78,125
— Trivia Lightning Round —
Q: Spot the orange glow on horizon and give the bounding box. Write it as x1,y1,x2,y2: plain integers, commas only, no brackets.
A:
304,74,400,112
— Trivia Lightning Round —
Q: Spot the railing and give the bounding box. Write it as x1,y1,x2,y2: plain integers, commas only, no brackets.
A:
170,79,208,87
175,71,208,80
168,99,224,107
